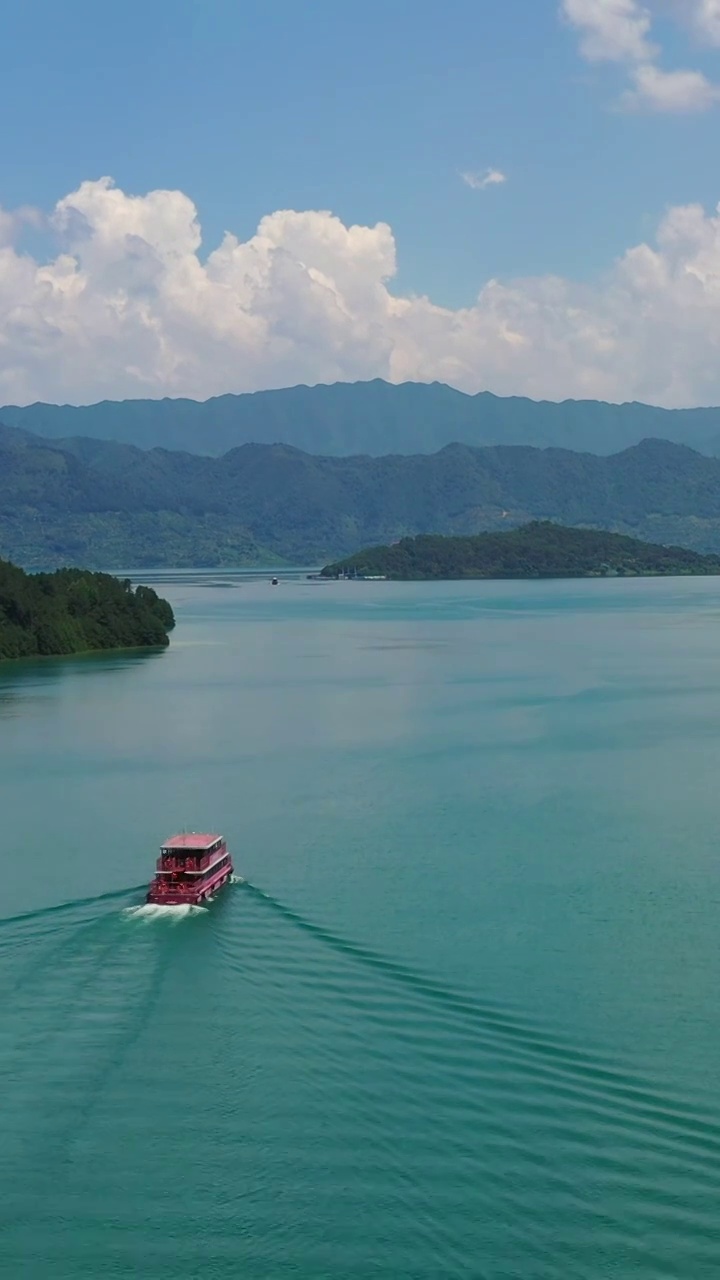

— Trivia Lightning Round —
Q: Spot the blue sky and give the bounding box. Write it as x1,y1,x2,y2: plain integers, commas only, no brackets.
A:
4,0,718,302
2,0,720,406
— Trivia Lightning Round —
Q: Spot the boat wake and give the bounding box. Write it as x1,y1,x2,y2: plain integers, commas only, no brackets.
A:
230,881,720,1157
3,870,720,1280
0,884,148,932
123,903,208,922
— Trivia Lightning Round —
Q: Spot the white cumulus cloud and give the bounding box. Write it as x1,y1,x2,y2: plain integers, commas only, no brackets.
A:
561,0,720,111
460,169,508,191
561,0,657,63
682,0,720,45
623,62,720,109
4,178,720,409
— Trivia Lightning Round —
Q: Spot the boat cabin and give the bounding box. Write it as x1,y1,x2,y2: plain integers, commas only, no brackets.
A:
157,833,228,877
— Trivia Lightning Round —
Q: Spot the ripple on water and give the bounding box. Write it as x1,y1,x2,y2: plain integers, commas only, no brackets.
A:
0,881,720,1278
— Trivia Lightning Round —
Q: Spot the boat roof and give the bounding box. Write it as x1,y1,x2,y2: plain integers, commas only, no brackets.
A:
162,833,223,850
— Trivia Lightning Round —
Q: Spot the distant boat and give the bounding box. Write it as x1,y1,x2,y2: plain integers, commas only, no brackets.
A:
146,833,234,906
271,577,279,585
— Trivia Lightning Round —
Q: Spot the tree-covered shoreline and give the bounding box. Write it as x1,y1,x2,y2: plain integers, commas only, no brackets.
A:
322,522,720,581
0,560,175,660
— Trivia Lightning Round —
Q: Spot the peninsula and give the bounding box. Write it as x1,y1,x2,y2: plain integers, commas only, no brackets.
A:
0,560,175,660
321,523,720,581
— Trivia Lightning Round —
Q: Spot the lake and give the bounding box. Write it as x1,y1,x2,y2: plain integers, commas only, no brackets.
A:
2,572,720,1278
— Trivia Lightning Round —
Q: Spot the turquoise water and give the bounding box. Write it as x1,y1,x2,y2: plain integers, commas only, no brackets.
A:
3,572,720,1277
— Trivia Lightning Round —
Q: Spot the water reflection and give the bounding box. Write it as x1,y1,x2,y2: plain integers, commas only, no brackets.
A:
0,647,166,717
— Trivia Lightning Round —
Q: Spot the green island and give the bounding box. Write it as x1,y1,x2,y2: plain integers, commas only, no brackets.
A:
0,559,175,660
321,522,720,581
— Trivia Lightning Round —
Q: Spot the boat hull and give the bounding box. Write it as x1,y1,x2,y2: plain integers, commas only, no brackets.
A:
146,865,233,906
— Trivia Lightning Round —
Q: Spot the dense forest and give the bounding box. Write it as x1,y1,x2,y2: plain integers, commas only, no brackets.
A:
9,424,720,567
322,523,720,581
4,378,720,457
0,560,175,659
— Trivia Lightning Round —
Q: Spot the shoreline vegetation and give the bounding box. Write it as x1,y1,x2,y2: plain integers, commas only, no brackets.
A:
0,559,175,661
321,522,720,581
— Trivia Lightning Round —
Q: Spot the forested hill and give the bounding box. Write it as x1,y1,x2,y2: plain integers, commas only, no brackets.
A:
4,379,720,457
322,524,720,581
8,425,720,567
0,561,175,660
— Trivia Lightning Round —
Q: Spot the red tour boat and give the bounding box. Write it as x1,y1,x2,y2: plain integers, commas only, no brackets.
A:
147,833,234,905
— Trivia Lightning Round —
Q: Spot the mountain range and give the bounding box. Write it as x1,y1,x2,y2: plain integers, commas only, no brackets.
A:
5,420,720,568
5,379,720,458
